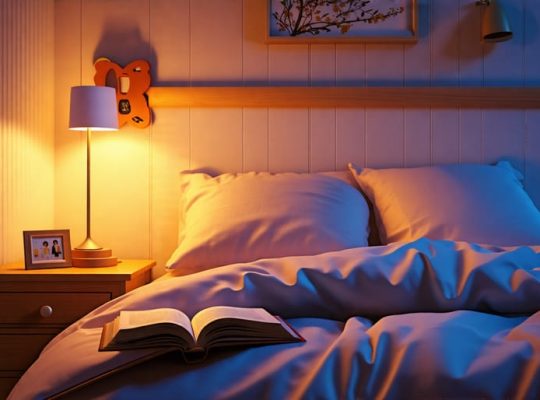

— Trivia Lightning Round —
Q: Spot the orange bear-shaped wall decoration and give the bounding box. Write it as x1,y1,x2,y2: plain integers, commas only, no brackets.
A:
94,58,151,128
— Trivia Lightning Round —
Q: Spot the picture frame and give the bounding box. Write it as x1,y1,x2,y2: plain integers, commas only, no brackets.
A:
266,0,418,43
23,229,73,270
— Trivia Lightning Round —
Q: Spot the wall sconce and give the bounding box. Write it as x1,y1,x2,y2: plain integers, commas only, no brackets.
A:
476,0,512,42
69,85,119,267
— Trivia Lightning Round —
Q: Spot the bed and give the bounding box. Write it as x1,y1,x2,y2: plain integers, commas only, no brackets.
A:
8,161,540,399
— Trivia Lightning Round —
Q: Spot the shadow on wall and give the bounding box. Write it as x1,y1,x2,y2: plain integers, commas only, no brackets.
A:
92,23,157,83
92,22,157,122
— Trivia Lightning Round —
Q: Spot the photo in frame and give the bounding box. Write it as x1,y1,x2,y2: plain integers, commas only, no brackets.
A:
23,229,73,269
266,0,417,43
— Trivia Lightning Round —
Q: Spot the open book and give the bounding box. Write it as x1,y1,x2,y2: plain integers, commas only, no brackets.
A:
99,306,303,361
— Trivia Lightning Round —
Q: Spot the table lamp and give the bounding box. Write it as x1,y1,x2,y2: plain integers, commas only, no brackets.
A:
69,85,119,267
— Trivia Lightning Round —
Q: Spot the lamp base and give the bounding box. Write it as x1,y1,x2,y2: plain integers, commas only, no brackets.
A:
72,248,118,268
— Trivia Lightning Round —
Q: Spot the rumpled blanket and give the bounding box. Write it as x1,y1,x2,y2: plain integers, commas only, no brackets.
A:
9,238,540,399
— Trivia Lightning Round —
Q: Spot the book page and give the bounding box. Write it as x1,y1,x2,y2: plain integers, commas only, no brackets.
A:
118,308,194,338
191,306,278,340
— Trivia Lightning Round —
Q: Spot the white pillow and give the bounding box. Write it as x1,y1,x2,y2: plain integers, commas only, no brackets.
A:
348,161,540,246
167,170,370,274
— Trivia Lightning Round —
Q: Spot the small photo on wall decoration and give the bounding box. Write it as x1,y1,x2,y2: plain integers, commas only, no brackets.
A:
94,58,151,129
267,0,417,43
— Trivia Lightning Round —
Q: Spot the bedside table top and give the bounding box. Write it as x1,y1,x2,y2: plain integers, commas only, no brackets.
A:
0,259,155,282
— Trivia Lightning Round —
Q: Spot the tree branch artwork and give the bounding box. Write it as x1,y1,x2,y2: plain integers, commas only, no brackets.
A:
272,0,405,37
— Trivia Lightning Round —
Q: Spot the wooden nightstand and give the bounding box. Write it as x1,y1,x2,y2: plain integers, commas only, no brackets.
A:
0,259,155,398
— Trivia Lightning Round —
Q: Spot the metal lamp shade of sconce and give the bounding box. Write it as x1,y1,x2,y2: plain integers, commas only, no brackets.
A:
69,85,119,267
478,0,512,43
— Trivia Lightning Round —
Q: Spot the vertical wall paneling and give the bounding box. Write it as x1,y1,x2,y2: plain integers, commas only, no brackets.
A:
483,0,525,86
365,44,404,87
524,0,540,86
523,1,540,201
268,109,309,172
404,0,430,86
49,0,540,275
79,0,151,258
191,0,243,84
190,108,244,172
431,110,460,164
269,44,309,85
149,1,191,268
54,0,85,244
150,108,190,270
151,0,190,82
335,44,365,86
365,110,405,168
310,44,336,172
458,0,483,86
459,109,484,163
0,0,55,264
430,0,460,85
483,110,526,171
243,0,269,83
309,109,336,172
335,44,366,170
243,0,270,173
525,111,540,207
336,109,366,169
403,0,431,161
243,109,269,172
430,1,460,165
404,110,431,167
365,42,404,169
310,44,336,86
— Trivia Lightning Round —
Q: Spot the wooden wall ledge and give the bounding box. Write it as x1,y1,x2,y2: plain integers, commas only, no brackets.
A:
147,87,540,108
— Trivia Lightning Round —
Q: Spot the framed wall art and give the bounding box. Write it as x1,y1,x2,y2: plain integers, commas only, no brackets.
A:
23,229,73,269
266,0,418,43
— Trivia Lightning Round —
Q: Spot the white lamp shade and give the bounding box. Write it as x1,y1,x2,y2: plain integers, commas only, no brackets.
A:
69,86,119,131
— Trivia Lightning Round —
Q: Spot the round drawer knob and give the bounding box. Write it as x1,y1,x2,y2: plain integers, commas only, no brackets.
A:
40,305,53,318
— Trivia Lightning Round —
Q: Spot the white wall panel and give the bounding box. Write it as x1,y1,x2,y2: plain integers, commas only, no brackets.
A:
0,0,55,263
243,109,269,171
190,108,243,172
432,110,460,164
404,0,430,86
524,0,540,85
430,0,459,85
151,0,190,82
365,44,404,87
484,110,526,171
76,0,151,257
150,108,190,269
459,109,484,164
190,0,243,84
310,45,336,86
269,109,309,172
310,109,336,172
525,110,540,207
336,110,366,169
483,0,524,87
366,110,404,168
269,44,309,85
335,44,365,86
458,0,483,86
404,110,430,167
50,0,540,275
243,0,269,84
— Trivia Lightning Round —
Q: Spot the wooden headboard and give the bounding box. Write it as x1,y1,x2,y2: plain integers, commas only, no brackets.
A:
147,87,540,108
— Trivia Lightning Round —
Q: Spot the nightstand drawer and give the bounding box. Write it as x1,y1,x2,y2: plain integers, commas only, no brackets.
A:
0,292,111,325
0,332,58,370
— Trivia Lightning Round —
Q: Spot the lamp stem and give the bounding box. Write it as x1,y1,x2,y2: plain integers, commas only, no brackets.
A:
86,127,92,240
75,127,102,250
